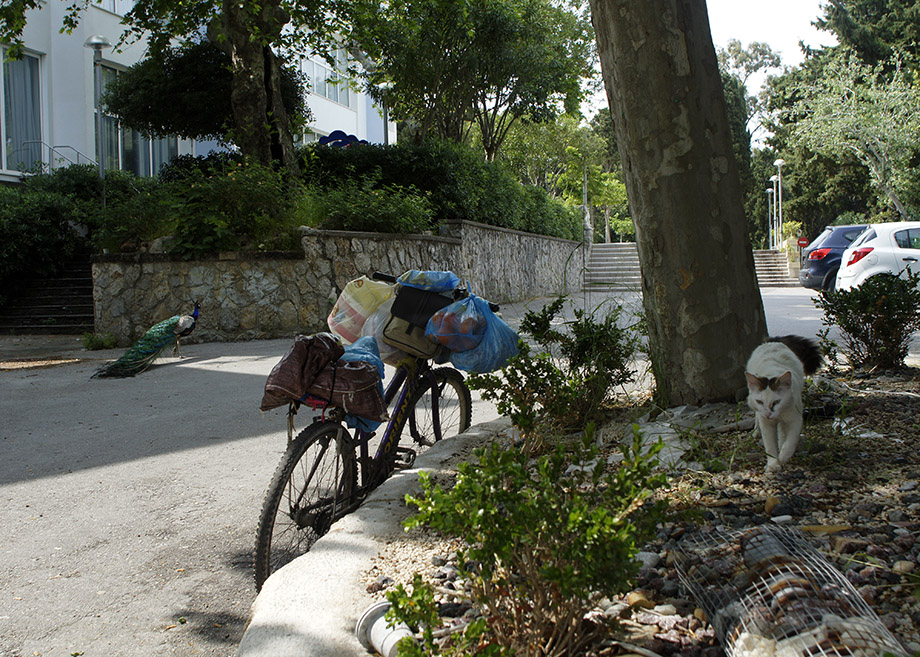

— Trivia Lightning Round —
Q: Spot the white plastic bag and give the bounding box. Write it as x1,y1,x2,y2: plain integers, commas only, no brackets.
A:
361,297,409,365
327,276,395,344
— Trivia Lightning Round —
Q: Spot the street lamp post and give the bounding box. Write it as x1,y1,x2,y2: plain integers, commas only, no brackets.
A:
83,35,111,179
766,188,774,250
769,175,779,249
774,158,786,249
378,82,393,146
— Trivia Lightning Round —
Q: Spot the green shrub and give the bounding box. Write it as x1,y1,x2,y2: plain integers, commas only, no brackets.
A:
815,271,920,370
0,185,80,303
301,174,434,233
162,158,305,256
389,427,668,657
81,332,117,350
299,141,580,239
468,297,640,437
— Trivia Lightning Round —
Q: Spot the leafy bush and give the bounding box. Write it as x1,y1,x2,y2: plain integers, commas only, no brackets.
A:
299,174,434,233
0,185,80,304
388,427,668,657
160,158,306,256
81,332,117,350
468,297,640,437
814,271,920,370
299,141,581,239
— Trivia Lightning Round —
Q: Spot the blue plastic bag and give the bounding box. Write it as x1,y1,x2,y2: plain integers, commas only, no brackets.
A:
340,336,386,432
425,295,486,352
450,296,520,373
398,270,461,293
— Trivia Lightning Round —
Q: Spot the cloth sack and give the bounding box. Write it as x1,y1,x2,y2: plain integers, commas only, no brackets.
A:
260,333,344,411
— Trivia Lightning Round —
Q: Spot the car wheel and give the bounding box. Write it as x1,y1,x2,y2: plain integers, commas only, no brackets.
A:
823,269,839,291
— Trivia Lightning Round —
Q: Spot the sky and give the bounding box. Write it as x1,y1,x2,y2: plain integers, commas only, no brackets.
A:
705,0,838,90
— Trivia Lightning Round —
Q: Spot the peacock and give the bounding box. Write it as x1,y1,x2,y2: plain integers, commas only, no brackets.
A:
93,301,200,378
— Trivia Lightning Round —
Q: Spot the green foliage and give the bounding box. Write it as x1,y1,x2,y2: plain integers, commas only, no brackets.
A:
300,141,581,240
815,271,920,370
355,0,594,158
301,175,434,234
468,297,639,436
161,158,305,256
81,332,117,350
391,427,668,656
0,184,80,304
102,40,310,142
784,51,920,221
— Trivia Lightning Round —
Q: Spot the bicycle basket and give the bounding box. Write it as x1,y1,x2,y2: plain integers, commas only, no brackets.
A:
381,285,453,358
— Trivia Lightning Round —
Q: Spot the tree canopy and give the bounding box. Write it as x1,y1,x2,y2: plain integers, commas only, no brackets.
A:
355,0,595,160
784,51,920,220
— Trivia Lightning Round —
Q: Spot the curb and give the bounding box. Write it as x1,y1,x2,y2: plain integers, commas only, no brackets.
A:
237,418,513,657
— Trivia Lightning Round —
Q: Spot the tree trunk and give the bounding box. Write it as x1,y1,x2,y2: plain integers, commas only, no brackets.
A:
214,0,299,174
588,0,767,406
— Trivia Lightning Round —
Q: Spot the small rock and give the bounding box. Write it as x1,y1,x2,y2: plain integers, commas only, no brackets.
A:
654,603,678,615
627,590,655,609
764,496,780,514
603,602,630,619
637,551,661,569
899,481,919,492
770,514,794,525
893,560,916,574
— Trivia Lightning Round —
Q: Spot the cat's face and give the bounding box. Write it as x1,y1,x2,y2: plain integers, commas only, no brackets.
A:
745,371,793,420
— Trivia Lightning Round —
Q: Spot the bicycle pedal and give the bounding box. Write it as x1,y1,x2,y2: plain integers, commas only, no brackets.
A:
394,447,417,469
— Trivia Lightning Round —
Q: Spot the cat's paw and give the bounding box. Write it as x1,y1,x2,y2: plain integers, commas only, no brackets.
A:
765,458,782,474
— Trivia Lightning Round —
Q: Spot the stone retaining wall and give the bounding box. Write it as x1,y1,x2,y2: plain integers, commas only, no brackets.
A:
93,221,586,345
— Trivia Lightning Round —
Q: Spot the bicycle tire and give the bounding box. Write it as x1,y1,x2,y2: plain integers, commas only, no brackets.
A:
254,421,357,591
389,366,472,469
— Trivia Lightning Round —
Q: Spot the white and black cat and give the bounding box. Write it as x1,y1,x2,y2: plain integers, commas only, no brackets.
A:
745,335,822,473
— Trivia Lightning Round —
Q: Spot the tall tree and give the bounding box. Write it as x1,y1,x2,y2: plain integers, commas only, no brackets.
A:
588,0,767,406
785,51,920,220
2,0,362,173
815,0,920,69
356,0,594,159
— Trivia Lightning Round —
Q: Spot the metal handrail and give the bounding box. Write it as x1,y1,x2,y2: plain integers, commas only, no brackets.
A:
20,140,97,172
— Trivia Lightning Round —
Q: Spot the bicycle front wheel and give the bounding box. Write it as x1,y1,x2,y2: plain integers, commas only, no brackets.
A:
254,421,357,591
393,366,472,463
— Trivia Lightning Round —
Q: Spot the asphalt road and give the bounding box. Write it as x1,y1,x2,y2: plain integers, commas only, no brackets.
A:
1,287,910,656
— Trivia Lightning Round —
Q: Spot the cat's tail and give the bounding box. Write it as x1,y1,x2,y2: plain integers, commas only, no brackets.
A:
768,335,822,375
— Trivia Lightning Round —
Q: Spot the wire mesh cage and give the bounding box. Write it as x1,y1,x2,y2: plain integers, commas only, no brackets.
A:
672,525,908,657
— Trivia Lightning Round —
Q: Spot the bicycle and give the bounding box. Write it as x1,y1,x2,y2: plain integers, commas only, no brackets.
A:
254,273,481,590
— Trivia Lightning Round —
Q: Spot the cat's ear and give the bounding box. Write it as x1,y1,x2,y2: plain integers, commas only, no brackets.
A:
775,371,793,390
745,372,763,391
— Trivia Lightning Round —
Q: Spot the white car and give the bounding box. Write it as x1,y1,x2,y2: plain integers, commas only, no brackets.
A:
835,221,920,291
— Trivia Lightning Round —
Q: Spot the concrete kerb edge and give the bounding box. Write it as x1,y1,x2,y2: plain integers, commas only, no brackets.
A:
237,417,514,657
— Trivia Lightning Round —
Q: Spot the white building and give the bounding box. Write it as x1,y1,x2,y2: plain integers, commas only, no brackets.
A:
2,0,394,185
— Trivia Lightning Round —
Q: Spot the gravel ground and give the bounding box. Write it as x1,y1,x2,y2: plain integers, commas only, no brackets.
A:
360,367,920,656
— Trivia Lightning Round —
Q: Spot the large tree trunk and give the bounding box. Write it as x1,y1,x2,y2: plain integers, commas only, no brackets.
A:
214,0,299,174
588,0,767,406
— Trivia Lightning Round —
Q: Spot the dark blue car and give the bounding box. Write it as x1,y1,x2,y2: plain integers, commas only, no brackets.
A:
798,224,867,291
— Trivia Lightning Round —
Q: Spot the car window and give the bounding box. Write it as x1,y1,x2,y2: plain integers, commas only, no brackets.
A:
851,228,876,247
842,227,866,243
895,228,920,249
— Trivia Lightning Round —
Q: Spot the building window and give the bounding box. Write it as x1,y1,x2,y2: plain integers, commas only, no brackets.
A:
2,49,42,173
99,65,178,176
302,49,355,109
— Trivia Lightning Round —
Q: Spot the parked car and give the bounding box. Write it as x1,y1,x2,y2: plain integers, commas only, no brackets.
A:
835,221,920,291
798,224,868,291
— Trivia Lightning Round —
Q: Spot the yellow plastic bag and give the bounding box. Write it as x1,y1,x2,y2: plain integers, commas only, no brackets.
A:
327,276,396,344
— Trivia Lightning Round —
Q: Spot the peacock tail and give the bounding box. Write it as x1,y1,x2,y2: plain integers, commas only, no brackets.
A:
93,302,199,378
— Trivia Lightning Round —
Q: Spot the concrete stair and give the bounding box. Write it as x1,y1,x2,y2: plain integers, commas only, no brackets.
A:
584,243,800,290
752,249,799,287
0,251,95,334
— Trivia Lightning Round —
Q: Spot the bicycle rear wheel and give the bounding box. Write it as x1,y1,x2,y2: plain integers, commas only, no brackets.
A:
254,421,357,591
391,366,472,467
